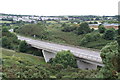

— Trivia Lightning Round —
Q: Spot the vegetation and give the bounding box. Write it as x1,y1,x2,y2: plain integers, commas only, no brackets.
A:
76,22,91,35
18,41,28,52
103,28,115,40
2,48,98,78
98,25,106,33
2,28,20,50
97,24,120,79
2,48,49,78
16,23,47,39
80,33,101,45
116,25,120,78
1,13,119,79
117,25,120,53
79,32,112,49
49,50,77,68
1,27,98,78
2,27,43,57
62,26,77,32
61,23,77,32
15,22,115,50
98,41,120,79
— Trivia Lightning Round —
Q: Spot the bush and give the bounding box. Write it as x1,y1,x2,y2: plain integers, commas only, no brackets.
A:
62,26,76,32
61,23,77,32
91,28,95,32
98,41,119,78
98,25,106,33
18,41,28,52
80,33,101,45
49,50,77,68
103,29,115,40
77,22,91,35
2,36,13,49
2,28,20,50
16,23,47,39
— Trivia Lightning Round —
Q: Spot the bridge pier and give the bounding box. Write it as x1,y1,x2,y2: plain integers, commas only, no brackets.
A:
42,50,99,70
77,59,97,70
42,50,56,62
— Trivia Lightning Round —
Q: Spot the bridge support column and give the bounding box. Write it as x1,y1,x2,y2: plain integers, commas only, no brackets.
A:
77,59,97,70
42,50,56,62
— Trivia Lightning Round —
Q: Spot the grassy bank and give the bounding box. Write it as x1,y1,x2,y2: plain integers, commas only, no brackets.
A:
2,48,98,78
2,48,46,65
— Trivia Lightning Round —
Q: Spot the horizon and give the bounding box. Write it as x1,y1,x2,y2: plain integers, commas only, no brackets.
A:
0,13,118,16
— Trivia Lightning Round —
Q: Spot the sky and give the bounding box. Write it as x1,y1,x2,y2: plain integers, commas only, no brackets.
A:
0,0,119,16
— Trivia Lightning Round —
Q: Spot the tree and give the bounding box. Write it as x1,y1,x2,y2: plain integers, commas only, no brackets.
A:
77,22,91,35
91,28,94,32
80,33,101,45
62,26,76,32
98,25,106,33
18,41,28,52
116,25,120,75
49,50,77,68
2,28,20,50
2,36,12,49
2,28,8,32
98,41,118,78
103,29,115,40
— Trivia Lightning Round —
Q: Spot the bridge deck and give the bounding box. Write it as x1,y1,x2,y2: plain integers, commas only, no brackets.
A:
17,35,102,63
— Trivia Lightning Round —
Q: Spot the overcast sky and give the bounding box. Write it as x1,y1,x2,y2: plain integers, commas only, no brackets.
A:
0,0,119,16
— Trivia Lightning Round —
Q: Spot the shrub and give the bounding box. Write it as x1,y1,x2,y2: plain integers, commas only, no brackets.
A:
80,33,101,45
18,41,28,52
49,50,77,68
2,36,13,49
2,28,20,50
98,41,119,78
16,23,47,39
98,25,106,33
62,26,76,32
77,22,91,35
103,29,115,40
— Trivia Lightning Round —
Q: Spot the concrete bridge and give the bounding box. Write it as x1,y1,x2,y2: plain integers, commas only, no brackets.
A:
17,35,104,70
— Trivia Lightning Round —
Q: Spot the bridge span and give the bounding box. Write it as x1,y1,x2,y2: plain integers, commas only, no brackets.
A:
17,35,103,70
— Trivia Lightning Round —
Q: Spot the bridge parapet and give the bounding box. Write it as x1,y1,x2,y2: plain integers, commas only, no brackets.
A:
72,51,102,63
30,43,102,63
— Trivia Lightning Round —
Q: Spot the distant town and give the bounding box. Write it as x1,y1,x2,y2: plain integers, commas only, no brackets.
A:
0,13,119,30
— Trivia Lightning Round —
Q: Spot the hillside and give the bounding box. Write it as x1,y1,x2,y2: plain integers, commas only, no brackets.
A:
2,48,49,78
2,48,98,78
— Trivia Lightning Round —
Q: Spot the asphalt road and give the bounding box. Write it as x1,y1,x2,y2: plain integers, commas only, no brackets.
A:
17,35,102,63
